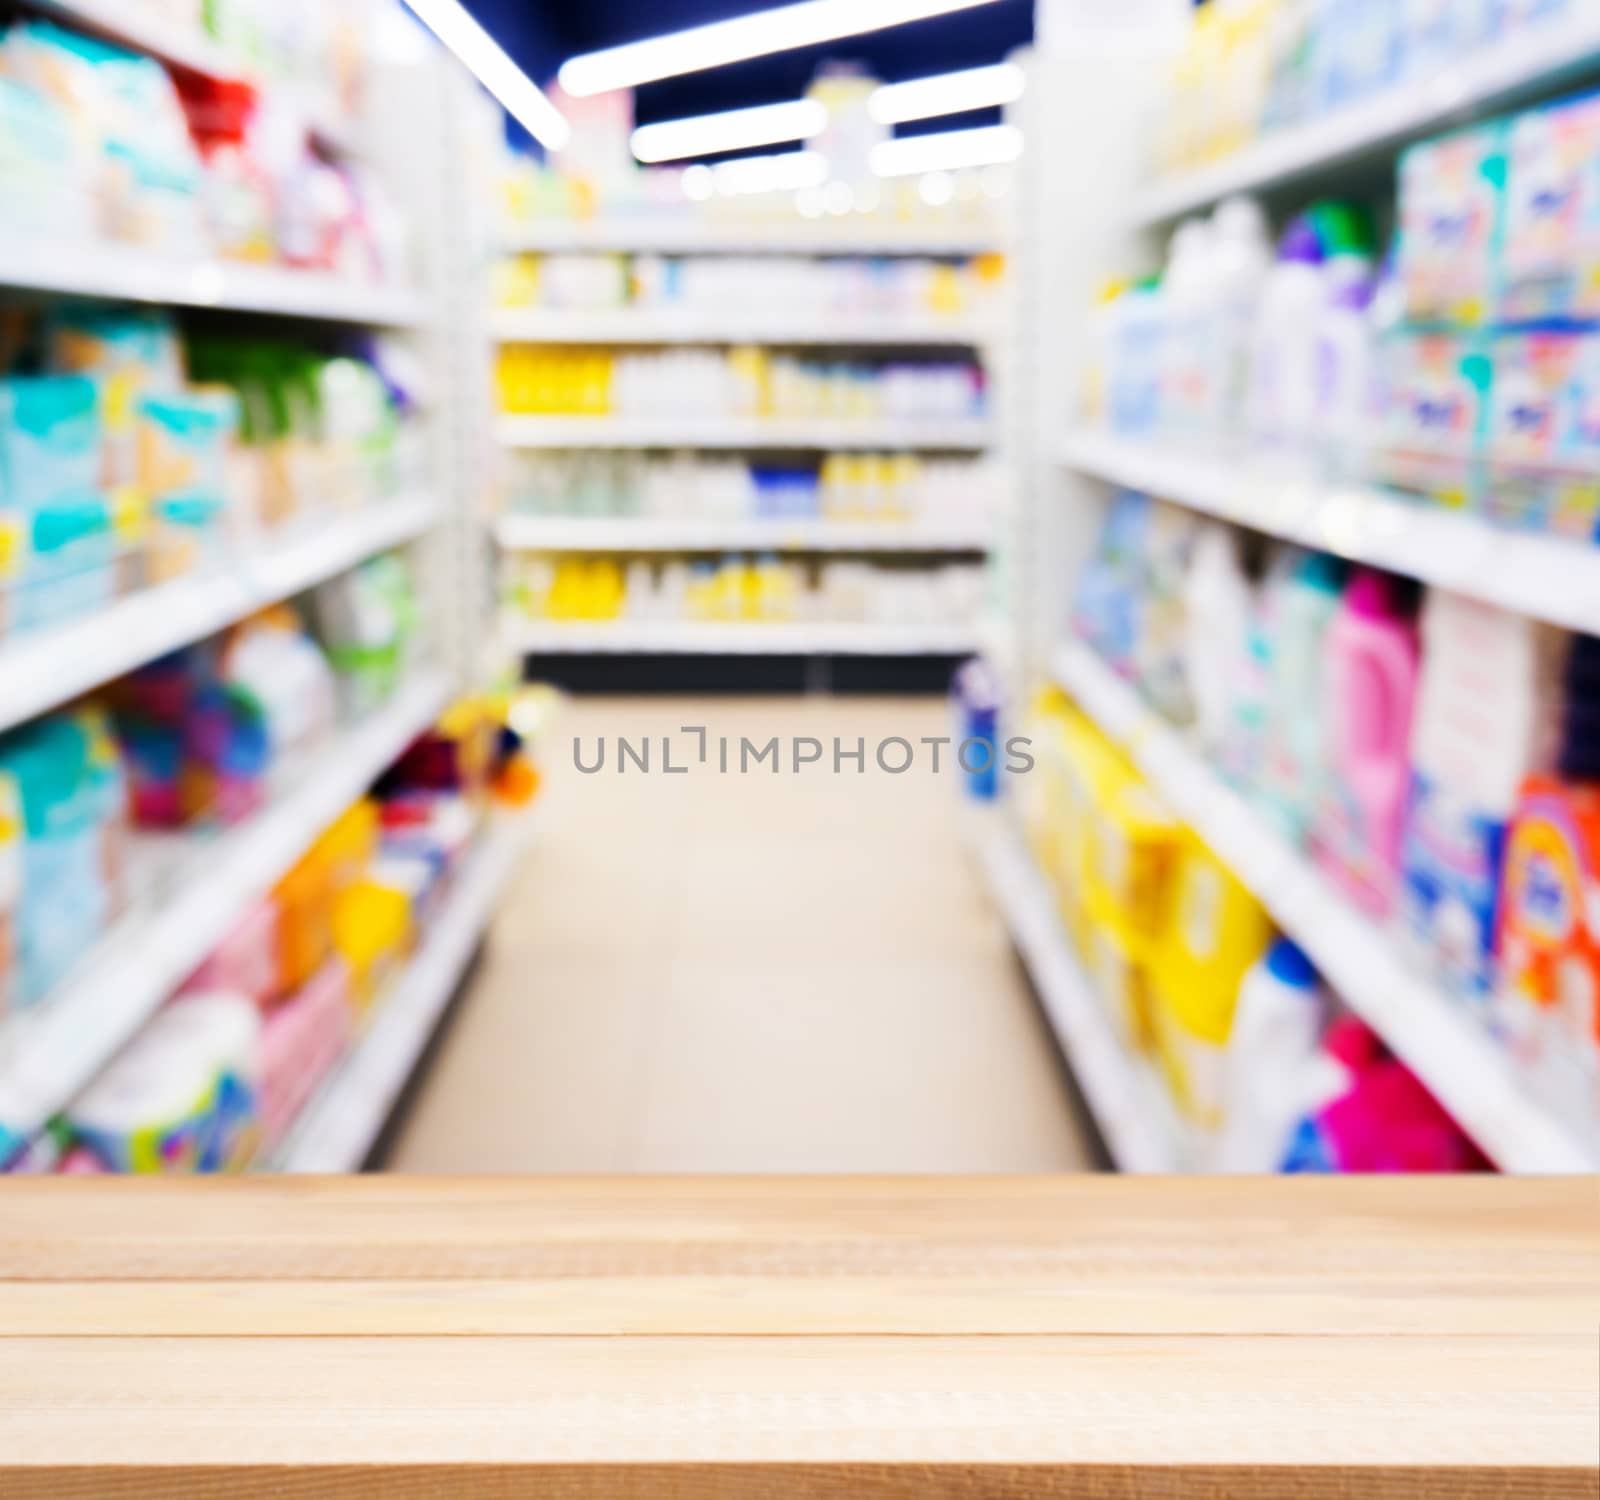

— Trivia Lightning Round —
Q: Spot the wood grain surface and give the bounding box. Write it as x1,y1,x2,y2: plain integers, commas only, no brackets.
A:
0,1177,1595,1497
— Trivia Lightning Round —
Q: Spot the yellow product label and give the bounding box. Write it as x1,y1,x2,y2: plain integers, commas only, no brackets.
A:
1152,832,1271,1044
110,487,148,544
0,513,21,579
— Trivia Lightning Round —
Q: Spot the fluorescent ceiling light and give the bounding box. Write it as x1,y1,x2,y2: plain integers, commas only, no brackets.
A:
712,149,830,196
402,0,569,149
868,62,1024,124
870,123,1022,176
632,99,827,164
559,0,1004,97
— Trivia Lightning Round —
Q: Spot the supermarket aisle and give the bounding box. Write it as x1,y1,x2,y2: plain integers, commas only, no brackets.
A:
388,696,1090,1173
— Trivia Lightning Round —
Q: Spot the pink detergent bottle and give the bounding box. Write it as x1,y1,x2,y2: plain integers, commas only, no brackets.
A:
1316,569,1421,917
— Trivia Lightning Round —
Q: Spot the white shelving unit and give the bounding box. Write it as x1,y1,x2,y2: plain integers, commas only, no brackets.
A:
499,415,993,452
0,673,450,1155
497,515,990,554
0,11,525,1170
270,810,538,1173
0,240,424,326
492,309,985,347
1131,7,1600,224
1052,639,1598,1176
1000,15,1600,1173
0,497,439,736
1060,432,1600,636
969,810,1186,1172
510,620,980,656
501,222,1002,257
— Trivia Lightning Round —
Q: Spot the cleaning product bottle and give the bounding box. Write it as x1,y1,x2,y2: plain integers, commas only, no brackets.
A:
1205,195,1272,445
1162,217,1216,442
1246,213,1325,452
1316,568,1422,917
1181,522,1254,758
1257,548,1346,844
1314,232,1377,476
1214,937,1330,1172
1400,591,1564,1002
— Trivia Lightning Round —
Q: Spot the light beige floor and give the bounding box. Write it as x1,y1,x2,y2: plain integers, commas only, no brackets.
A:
387,696,1092,1173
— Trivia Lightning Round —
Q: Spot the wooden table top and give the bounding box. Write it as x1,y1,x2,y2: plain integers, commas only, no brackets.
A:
0,1176,1595,1497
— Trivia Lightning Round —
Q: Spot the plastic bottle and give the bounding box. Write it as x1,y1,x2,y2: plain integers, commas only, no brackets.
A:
1257,549,1345,843
1247,214,1326,452
1181,522,1254,757
1316,569,1422,917
1161,218,1216,441
1205,196,1272,445
1316,260,1376,475
1214,937,1330,1172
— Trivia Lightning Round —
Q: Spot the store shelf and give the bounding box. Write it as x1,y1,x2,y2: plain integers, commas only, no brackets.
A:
498,416,993,452
491,308,984,347
26,0,358,156
0,672,450,1155
495,515,991,553
269,809,539,1173
1052,638,1599,1175
1132,11,1600,224
510,619,980,656
0,238,424,325
969,809,1185,1172
501,222,1003,257
0,494,440,736
1061,431,1600,636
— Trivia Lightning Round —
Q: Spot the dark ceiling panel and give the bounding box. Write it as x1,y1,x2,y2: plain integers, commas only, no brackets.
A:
466,0,1034,127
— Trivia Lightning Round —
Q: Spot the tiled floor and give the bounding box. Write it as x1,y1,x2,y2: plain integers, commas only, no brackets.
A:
386,696,1092,1173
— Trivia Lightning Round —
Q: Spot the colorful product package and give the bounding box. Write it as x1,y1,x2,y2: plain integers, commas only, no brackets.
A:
1482,329,1600,539
259,959,352,1146
0,376,101,509
1369,328,1493,508
0,771,19,1020
1500,88,1600,323
0,708,125,1007
64,993,261,1174
1148,832,1273,1128
311,553,417,715
137,389,239,580
1395,122,1507,326
181,897,281,1010
1400,594,1563,1000
332,876,412,1013
1495,775,1600,1137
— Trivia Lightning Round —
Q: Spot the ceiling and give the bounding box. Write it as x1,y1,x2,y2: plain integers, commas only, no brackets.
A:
465,0,1035,147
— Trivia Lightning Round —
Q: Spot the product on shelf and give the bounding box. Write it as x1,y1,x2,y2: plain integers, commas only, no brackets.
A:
0,707,126,1009
1020,687,1486,1168
494,252,1001,323
1152,0,1573,178
0,0,406,280
496,345,985,423
1067,488,1600,1147
59,990,261,1173
1400,590,1565,1002
311,553,420,715
1497,774,1600,1131
1280,1017,1488,1173
1214,937,1331,1172
505,450,997,528
1314,569,1422,919
0,771,19,1020
504,552,986,630
0,310,418,645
